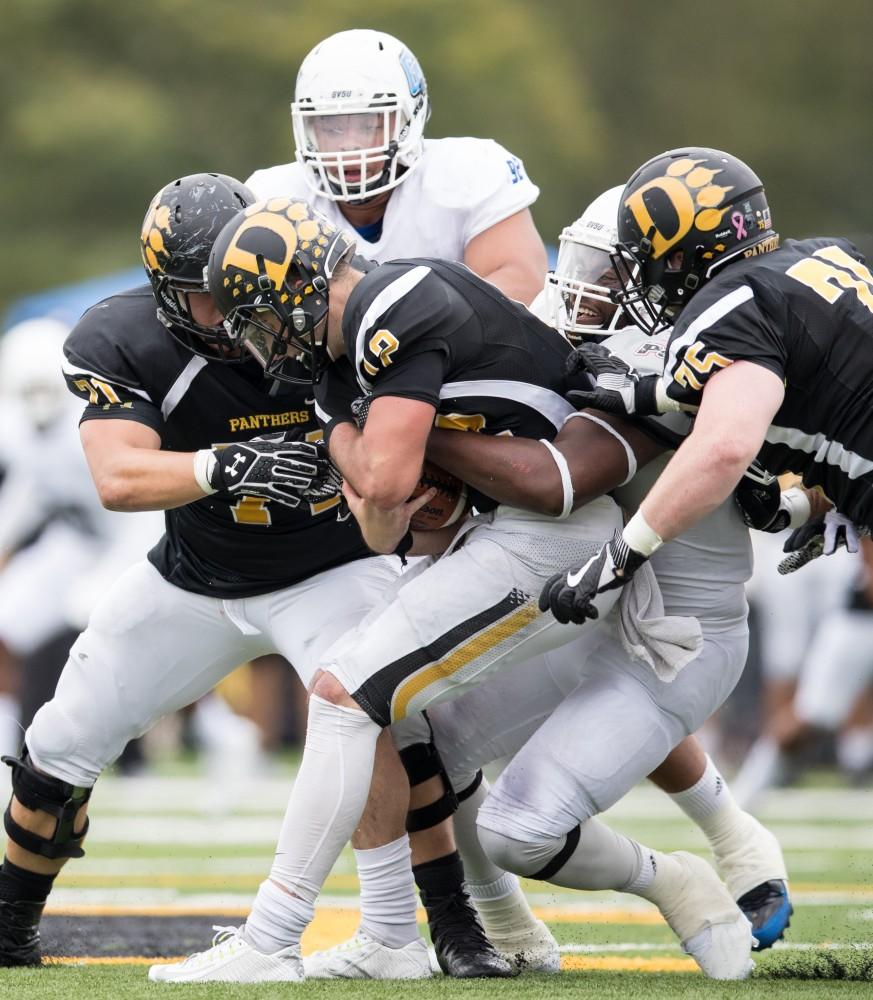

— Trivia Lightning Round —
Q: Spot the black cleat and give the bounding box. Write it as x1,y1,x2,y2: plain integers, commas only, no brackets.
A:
737,879,793,951
0,899,44,967
422,888,515,978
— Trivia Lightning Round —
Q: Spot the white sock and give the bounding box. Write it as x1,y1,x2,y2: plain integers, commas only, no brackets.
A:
248,695,380,951
731,737,789,809
836,727,873,774
356,835,420,948
245,878,314,955
625,846,690,908
453,777,538,938
670,755,727,823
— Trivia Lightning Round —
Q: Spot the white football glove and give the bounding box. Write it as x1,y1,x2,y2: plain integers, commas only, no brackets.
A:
778,509,865,574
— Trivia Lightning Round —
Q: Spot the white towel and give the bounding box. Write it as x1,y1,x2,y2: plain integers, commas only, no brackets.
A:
615,561,703,682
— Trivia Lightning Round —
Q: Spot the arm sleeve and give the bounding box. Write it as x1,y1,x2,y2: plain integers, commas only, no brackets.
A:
660,286,787,410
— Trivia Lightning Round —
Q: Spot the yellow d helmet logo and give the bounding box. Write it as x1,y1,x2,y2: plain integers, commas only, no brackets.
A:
219,199,337,298
140,196,173,274
625,157,733,259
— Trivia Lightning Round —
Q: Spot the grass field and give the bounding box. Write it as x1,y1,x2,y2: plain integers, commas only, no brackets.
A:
1,761,872,999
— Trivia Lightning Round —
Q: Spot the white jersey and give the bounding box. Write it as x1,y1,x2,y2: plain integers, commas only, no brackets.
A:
603,328,753,620
0,397,163,648
246,137,539,263
0,396,116,554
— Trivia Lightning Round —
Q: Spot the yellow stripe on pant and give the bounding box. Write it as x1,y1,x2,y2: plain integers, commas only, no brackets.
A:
391,600,540,721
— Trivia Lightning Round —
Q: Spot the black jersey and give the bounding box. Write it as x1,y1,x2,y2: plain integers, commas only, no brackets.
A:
63,286,370,597
659,238,873,528
324,258,574,451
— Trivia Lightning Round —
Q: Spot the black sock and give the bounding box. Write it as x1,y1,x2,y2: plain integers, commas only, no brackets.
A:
0,858,56,904
412,850,465,900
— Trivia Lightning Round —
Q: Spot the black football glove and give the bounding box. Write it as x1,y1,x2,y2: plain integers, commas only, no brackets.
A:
351,394,374,430
538,528,648,625
778,510,865,575
734,461,787,532
210,436,342,509
564,343,661,416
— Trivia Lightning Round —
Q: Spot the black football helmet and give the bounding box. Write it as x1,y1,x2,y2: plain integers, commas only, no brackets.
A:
612,148,779,332
208,198,356,384
141,173,255,358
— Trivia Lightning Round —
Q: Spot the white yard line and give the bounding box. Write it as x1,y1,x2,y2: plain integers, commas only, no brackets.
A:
559,942,873,954
75,814,873,849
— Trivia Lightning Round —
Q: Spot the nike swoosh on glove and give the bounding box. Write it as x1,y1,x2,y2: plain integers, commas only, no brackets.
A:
538,528,648,624
564,343,661,416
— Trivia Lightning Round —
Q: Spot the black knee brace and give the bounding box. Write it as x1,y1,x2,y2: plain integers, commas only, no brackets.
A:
398,740,459,833
2,748,92,860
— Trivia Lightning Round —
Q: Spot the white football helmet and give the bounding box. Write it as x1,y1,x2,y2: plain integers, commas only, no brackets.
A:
544,185,625,343
291,29,430,202
0,317,71,430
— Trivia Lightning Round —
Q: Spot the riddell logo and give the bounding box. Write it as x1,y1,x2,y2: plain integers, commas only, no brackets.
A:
331,90,352,99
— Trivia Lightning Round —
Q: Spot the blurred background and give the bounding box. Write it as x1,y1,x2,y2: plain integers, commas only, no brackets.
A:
3,0,873,315
1,0,873,798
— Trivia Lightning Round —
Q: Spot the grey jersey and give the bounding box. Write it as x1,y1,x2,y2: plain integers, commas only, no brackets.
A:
603,328,752,621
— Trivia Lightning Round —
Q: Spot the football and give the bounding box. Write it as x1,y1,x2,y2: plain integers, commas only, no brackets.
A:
409,460,469,530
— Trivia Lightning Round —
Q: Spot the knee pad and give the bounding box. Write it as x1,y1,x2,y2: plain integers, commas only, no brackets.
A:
398,739,459,832
2,746,92,860
477,823,578,879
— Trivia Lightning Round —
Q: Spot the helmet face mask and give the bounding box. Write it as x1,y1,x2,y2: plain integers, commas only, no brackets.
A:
614,148,779,333
291,30,429,203
141,173,256,360
229,277,331,385
545,186,629,343
549,239,625,343
208,199,356,385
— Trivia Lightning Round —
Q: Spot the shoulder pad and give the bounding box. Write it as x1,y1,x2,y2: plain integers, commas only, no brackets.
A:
417,137,533,210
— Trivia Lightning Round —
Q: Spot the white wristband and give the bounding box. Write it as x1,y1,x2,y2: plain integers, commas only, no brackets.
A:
778,486,812,529
623,509,664,557
539,439,574,519
193,449,218,495
564,411,637,486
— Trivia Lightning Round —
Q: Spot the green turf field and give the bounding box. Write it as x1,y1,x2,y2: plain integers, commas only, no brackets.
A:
1,763,872,998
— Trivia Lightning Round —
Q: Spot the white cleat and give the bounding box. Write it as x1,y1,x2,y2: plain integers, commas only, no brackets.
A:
654,852,755,980
708,809,789,901
489,919,561,973
148,926,303,983
303,932,432,980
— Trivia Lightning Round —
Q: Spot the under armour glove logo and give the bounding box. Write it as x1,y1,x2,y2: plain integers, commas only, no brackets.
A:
538,528,647,624
226,452,248,478
209,437,342,510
